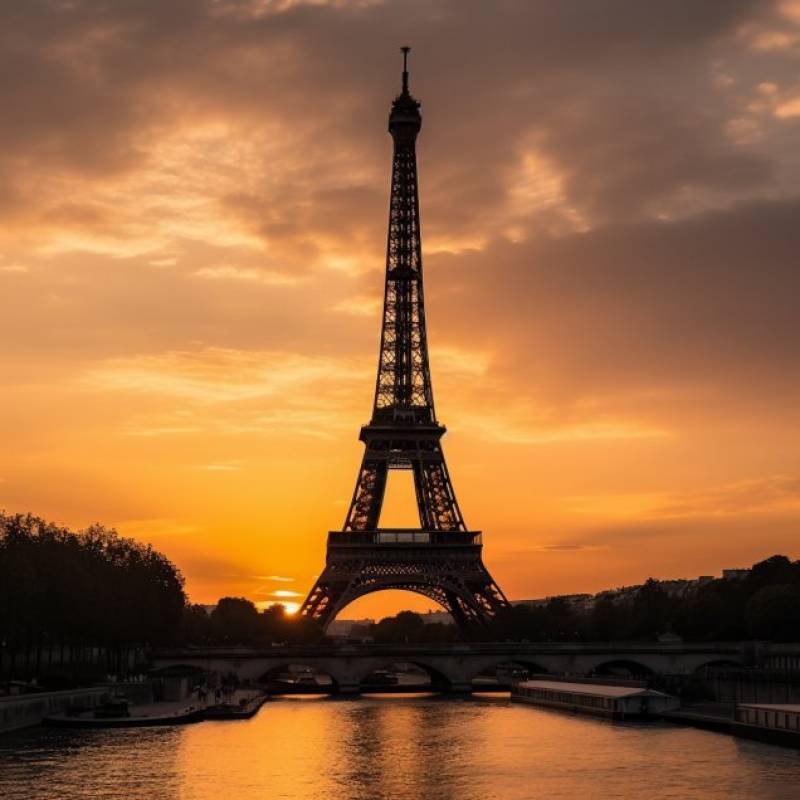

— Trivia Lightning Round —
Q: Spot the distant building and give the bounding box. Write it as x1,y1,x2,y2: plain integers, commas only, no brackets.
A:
512,598,548,609
722,568,751,581
327,618,375,638
656,579,703,598
348,623,373,640
421,609,455,625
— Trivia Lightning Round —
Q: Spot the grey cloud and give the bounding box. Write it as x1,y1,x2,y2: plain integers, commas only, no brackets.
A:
427,196,800,422
2,0,798,436
0,0,786,241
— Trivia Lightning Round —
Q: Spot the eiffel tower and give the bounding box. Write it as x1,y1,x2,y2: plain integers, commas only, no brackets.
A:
300,49,510,633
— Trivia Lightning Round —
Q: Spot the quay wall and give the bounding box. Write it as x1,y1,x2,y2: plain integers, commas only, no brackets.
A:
0,688,107,734
703,670,800,705
667,669,800,705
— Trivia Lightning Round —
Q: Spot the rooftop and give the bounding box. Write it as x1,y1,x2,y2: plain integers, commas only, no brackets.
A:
518,680,671,699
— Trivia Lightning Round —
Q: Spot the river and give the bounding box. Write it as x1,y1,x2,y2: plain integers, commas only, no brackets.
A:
1,694,797,799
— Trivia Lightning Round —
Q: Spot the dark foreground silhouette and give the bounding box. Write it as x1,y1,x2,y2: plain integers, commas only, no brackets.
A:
1,512,799,686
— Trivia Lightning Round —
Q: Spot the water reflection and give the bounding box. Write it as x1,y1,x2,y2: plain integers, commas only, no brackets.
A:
0,725,182,800
1,695,798,800
337,698,467,800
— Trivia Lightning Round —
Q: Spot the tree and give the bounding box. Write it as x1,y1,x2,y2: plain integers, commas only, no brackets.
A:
748,555,795,587
370,610,427,643
585,597,631,641
683,580,745,641
539,598,579,641
367,610,459,643
628,580,675,639
209,597,261,645
182,604,211,644
745,584,800,641
0,512,187,680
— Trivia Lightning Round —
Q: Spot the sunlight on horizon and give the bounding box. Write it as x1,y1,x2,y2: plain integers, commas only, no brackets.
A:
257,600,301,615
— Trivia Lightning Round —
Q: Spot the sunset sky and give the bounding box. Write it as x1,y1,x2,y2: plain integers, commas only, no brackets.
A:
2,0,800,619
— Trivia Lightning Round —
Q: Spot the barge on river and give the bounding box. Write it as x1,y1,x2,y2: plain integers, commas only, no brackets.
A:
512,679,679,719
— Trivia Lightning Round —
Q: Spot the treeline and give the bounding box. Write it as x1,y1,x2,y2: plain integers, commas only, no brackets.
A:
367,555,800,644
0,513,186,656
368,610,460,644
485,554,800,643
183,597,318,646
0,514,317,680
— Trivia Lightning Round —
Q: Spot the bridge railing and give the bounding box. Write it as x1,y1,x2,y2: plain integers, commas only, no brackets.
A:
151,641,756,660
328,530,482,546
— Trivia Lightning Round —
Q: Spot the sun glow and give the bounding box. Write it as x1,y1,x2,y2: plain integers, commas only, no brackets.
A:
257,600,301,615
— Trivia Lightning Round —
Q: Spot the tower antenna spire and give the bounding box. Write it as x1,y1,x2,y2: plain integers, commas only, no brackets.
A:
401,45,410,93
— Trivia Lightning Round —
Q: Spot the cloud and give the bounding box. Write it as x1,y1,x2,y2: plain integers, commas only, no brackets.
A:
453,410,669,445
775,96,800,118
649,475,800,518
83,347,366,404
194,461,244,472
125,426,206,437
563,475,800,523
193,266,302,286
539,544,589,552
428,196,800,430
0,0,790,256
2,0,800,608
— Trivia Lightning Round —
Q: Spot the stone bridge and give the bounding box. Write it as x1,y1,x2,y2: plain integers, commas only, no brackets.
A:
151,641,760,694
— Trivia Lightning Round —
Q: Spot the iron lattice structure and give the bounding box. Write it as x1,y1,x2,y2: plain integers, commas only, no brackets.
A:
301,50,510,633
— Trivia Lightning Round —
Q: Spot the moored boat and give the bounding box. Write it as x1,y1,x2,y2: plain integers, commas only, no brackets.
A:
512,678,679,719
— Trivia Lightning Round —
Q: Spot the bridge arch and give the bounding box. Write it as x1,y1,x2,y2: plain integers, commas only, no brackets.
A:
258,662,340,693
356,659,452,692
468,658,550,689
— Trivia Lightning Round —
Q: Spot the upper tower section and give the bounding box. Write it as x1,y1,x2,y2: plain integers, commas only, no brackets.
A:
370,46,436,426
389,47,422,143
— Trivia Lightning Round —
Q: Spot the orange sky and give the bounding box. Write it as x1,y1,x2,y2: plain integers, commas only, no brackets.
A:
2,1,800,619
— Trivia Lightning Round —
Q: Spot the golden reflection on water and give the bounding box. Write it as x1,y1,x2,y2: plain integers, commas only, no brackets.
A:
1,696,799,800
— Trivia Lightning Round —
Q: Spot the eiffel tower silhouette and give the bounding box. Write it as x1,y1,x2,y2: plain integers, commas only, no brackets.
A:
300,49,510,633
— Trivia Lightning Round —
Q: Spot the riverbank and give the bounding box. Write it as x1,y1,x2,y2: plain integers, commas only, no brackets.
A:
1,688,267,734
663,702,800,749
44,689,267,729
509,677,800,750
0,688,108,734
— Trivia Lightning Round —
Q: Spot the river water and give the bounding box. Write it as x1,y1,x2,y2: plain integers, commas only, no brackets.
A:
1,694,798,800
